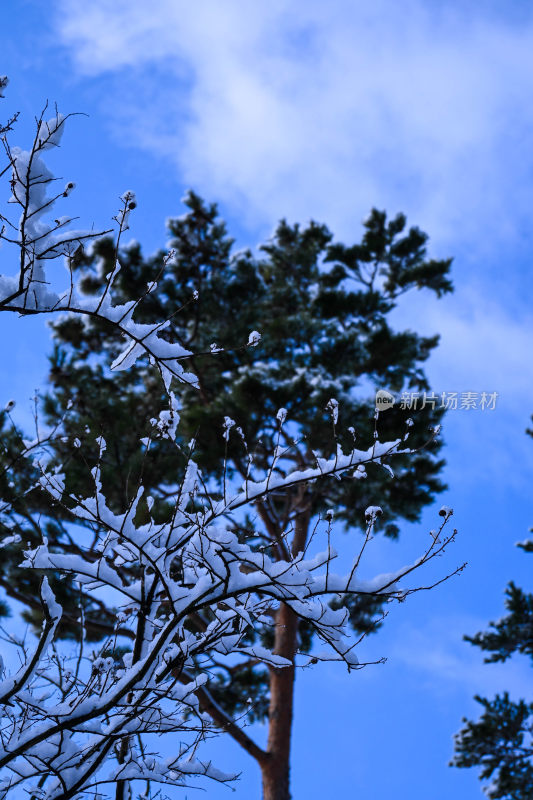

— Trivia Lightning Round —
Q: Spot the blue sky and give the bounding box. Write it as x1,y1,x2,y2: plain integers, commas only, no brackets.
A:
2,1,533,797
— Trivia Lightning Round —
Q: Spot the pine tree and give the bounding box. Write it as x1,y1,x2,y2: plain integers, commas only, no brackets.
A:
2,191,453,800
452,425,533,799
0,91,460,799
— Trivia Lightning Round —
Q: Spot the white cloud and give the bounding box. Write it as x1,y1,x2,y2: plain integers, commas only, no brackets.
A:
54,0,533,249
390,285,533,487
54,0,533,489
392,283,533,404
390,612,533,701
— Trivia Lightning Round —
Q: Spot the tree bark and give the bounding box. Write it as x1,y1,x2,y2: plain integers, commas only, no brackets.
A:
260,509,310,800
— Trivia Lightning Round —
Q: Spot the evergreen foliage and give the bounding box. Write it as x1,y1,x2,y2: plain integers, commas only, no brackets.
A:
453,425,533,799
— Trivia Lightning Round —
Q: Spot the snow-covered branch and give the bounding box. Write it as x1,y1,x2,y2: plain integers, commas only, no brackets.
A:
0,102,202,390
0,413,458,798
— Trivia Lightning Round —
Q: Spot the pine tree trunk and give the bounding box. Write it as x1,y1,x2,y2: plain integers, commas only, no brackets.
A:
261,755,291,800
260,601,298,800
260,509,310,800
